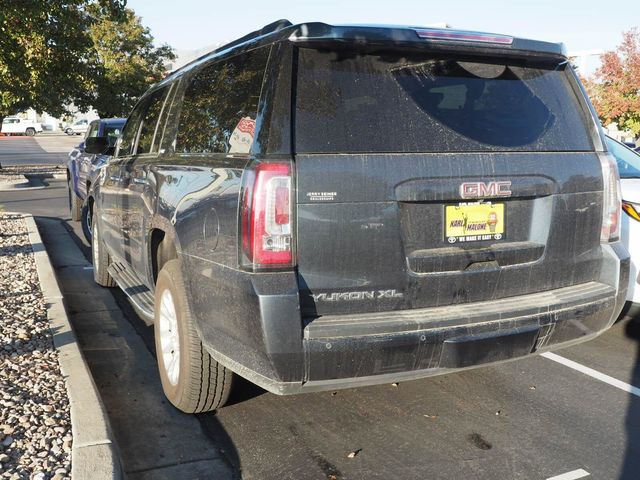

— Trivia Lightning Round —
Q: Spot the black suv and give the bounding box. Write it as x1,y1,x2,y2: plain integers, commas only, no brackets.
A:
88,20,629,413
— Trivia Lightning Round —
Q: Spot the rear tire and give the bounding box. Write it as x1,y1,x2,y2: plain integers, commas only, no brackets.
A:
154,259,233,413
92,218,115,287
68,179,82,221
25,128,35,137
65,128,74,136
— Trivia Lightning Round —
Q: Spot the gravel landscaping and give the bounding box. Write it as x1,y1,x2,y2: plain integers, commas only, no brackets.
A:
0,214,71,479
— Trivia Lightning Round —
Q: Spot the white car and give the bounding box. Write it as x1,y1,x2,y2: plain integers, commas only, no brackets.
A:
606,135,640,311
1,117,43,136
65,119,90,136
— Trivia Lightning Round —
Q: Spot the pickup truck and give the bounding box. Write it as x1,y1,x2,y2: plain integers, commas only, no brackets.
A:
1,117,43,136
67,118,125,241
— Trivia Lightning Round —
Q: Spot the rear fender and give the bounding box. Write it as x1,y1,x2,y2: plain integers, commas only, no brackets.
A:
147,213,184,285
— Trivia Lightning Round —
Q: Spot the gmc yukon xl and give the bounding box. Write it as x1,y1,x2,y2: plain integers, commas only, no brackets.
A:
88,20,630,412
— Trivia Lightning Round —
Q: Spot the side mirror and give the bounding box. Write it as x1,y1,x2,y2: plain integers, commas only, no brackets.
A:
85,136,112,155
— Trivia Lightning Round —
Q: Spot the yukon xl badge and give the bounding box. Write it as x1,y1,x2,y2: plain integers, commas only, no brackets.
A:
460,181,512,199
311,290,404,302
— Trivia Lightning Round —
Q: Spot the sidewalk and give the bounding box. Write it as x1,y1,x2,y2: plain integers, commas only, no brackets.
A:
0,213,122,479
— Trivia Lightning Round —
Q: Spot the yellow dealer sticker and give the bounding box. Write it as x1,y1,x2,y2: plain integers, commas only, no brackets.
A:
445,202,505,244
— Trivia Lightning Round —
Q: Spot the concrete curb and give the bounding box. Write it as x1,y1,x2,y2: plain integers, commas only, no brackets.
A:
0,182,47,191
20,213,123,480
0,178,30,191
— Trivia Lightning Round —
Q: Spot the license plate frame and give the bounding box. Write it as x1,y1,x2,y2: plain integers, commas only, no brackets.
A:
444,202,505,244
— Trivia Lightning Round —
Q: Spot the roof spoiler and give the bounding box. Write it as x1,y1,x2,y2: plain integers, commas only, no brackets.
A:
288,23,567,59
217,19,292,53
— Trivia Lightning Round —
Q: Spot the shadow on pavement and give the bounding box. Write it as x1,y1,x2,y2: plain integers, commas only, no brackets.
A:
35,215,241,479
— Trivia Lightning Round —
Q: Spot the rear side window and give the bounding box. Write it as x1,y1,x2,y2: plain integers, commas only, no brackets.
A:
296,49,594,153
174,46,270,155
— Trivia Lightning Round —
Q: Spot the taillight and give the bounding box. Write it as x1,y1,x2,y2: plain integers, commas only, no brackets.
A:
599,152,622,242
623,201,640,222
240,161,295,270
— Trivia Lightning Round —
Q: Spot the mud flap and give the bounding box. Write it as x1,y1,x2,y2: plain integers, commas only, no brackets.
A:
439,325,540,369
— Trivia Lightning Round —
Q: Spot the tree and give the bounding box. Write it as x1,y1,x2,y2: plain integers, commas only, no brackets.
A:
87,7,175,118
0,0,127,130
583,28,640,138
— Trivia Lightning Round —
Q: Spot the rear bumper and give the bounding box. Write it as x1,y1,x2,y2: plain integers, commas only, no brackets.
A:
298,281,618,393
199,243,629,395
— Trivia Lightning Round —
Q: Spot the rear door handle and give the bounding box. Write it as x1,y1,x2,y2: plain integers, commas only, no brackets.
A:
132,177,147,185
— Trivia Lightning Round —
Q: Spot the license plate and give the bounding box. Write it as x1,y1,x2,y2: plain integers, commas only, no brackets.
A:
445,202,505,244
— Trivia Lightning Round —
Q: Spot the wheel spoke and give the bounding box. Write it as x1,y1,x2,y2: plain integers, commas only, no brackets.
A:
158,289,180,386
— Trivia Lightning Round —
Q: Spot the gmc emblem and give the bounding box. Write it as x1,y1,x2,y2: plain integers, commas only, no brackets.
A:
460,181,512,199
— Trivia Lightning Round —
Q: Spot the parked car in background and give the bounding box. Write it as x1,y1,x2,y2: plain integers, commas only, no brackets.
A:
67,118,125,241
65,119,90,136
1,117,43,136
605,135,640,313
89,21,629,413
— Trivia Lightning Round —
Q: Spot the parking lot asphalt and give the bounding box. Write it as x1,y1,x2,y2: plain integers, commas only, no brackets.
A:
0,133,80,165
2,176,640,479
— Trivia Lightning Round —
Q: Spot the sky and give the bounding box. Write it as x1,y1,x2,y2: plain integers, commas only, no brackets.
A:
126,0,638,55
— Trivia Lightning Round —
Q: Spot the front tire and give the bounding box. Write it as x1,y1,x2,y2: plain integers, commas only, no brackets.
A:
154,259,233,413
81,201,92,243
68,179,82,221
92,218,115,287
65,128,74,136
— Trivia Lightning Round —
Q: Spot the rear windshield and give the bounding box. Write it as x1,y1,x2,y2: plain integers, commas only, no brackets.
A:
295,49,594,153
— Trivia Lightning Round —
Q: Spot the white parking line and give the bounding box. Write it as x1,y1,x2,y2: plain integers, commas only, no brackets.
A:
541,352,640,398
546,468,590,480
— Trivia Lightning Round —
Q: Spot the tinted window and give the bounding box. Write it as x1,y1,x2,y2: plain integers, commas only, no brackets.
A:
86,122,99,139
136,87,170,154
606,136,640,179
296,49,594,153
104,123,125,147
152,84,176,153
118,105,145,157
175,46,270,154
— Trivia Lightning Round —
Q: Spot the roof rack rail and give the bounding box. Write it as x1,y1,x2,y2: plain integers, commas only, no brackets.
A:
215,19,292,53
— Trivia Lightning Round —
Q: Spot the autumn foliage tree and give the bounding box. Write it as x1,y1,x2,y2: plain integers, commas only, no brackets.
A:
583,28,640,138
